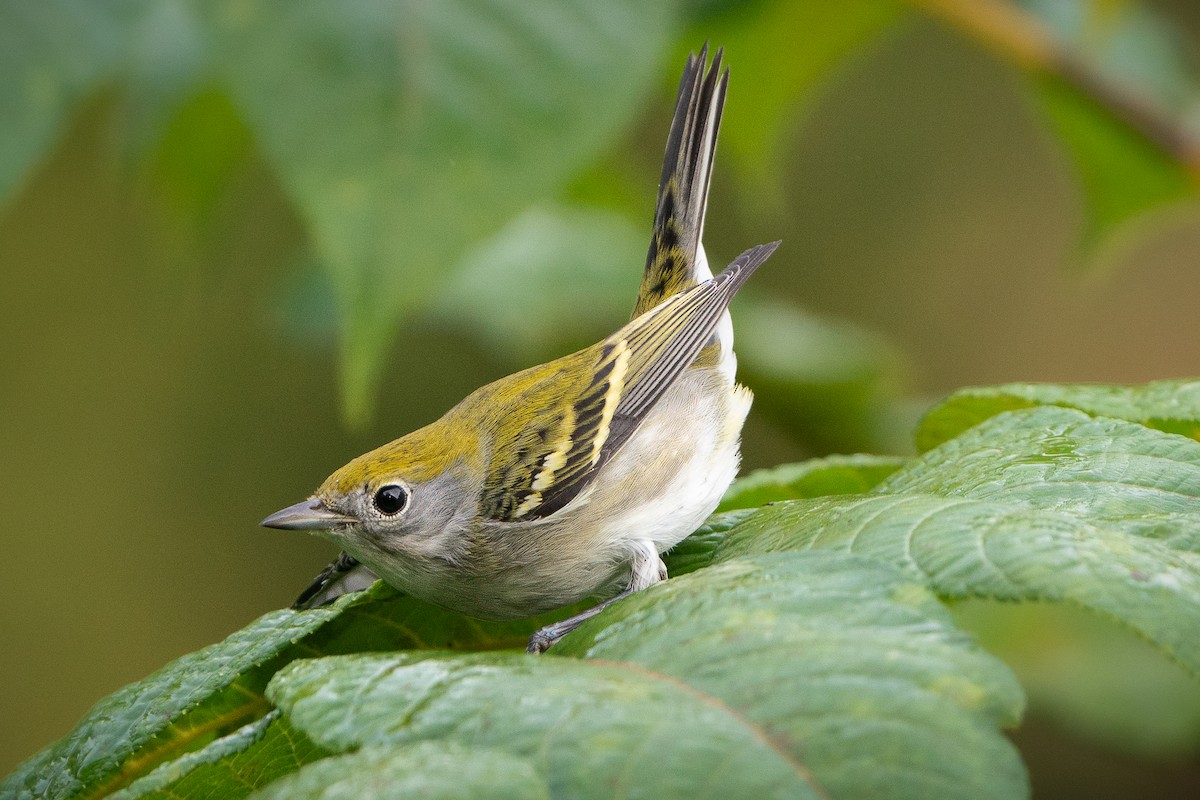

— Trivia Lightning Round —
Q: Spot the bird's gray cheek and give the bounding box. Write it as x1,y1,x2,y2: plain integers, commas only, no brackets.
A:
357,517,423,555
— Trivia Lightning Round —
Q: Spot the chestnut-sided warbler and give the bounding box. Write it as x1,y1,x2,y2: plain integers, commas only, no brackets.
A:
262,46,778,652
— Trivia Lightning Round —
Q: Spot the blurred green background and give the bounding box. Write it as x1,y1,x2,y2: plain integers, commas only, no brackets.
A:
3,0,1200,795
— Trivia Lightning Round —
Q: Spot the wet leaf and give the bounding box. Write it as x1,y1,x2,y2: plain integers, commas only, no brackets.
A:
248,742,546,800
273,554,1025,800
916,379,1200,450
720,406,1200,676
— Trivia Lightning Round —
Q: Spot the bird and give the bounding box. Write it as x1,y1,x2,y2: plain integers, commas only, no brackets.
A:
262,46,778,653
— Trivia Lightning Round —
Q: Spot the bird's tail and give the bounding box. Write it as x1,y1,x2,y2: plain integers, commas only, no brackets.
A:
632,45,728,318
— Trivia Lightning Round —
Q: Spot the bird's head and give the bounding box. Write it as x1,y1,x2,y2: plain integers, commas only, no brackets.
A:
260,417,480,551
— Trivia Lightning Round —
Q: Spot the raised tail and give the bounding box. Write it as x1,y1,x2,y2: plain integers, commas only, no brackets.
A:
633,45,729,318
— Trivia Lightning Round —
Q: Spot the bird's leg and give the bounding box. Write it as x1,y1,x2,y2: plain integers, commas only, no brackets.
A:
292,552,379,610
527,540,666,654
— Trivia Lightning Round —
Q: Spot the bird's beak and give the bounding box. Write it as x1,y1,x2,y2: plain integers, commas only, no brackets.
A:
260,498,357,530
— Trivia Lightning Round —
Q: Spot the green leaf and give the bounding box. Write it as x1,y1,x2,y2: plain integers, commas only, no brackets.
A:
109,714,328,800
197,0,677,424
723,493,1200,674
1,602,335,800
0,583,563,800
888,406,1200,552
248,742,547,800
718,407,1200,676
916,379,1200,451
719,453,908,511
269,553,1025,800
0,0,126,205
553,553,1027,800
268,650,824,799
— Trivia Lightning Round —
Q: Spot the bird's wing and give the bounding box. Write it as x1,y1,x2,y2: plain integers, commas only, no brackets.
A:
481,242,778,522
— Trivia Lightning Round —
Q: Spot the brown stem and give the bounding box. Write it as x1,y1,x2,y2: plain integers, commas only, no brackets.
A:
909,0,1200,180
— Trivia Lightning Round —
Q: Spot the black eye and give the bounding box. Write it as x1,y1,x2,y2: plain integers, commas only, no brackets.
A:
372,484,408,516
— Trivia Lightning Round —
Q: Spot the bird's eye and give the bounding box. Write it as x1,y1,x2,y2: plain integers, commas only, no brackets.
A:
372,484,408,516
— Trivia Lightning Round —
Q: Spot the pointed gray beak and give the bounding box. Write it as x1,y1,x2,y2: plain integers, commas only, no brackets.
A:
260,499,357,530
